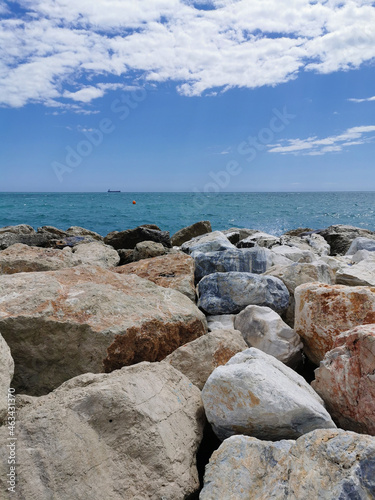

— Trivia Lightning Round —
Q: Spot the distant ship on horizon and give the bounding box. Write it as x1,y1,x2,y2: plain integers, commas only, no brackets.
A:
107,189,121,193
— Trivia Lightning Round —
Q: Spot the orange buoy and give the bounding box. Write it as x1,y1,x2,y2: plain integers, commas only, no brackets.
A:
132,200,136,204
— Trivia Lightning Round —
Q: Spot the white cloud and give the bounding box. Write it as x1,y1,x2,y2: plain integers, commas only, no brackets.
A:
267,125,375,155
348,95,375,103
1,1,375,107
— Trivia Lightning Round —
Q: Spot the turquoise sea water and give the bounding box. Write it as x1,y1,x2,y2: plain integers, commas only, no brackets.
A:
1,192,375,237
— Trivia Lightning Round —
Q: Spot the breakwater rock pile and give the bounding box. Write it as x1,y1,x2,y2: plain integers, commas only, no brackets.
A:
0,221,375,499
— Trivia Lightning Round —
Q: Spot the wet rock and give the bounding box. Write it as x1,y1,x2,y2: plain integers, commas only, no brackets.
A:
0,266,207,395
200,429,375,500
115,252,195,301
319,224,375,256
164,329,247,389
312,324,375,435
197,272,289,315
193,247,273,282
0,334,14,423
0,362,205,500
133,240,167,261
104,226,171,250
181,231,235,254
234,305,302,365
201,348,335,441
171,220,212,246
295,283,375,364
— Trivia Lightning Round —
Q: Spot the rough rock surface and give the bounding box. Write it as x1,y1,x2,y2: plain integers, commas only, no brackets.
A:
115,252,195,301
236,231,280,249
207,314,235,332
104,226,171,250
319,224,375,255
295,283,375,364
280,234,330,256
201,348,335,441
197,272,289,315
133,240,166,261
270,245,317,263
0,224,35,235
66,226,103,241
336,260,375,286
181,231,235,254
117,248,134,265
171,220,212,246
234,305,302,365
0,226,61,249
200,430,375,500
0,334,14,423
346,236,375,255
164,329,248,389
312,325,375,435
0,362,205,500
72,242,120,268
193,247,273,282
264,261,335,326
0,266,207,395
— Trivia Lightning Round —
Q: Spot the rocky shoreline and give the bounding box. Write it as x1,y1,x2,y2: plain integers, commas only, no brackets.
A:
0,221,375,498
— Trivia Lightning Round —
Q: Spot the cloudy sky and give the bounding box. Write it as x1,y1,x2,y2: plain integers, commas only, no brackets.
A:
1,0,375,192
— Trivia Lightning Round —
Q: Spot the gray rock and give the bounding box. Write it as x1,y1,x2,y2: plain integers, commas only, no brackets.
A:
133,240,166,261
117,248,134,265
72,241,120,268
201,348,335,441
0,362,205,500
270,245,317,263
200,430,375,500
171,220,212,246
197,272,289,315
234,305,302,365
207,314,235,332
0,227,59,250
66,226,104,241
193,247,273,282
164,329,248,389
0,224,35,235
181,231,235,254
222,228,260,245
237,231,280,249
336,260,375,286
346,236,375,255
319,224,375,256
0,266,207,395
104,226,171,250
0,334,14,423
280,234,330,256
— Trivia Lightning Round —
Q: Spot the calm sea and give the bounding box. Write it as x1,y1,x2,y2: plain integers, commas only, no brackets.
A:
1,192,375,237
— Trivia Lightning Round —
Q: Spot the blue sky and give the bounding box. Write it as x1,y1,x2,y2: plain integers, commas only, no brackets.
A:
0,0,375,192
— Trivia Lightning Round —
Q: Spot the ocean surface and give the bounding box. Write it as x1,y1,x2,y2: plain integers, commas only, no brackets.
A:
1,192,375,237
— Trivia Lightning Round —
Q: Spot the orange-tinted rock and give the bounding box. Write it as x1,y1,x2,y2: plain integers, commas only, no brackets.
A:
0,266,207,395
295,283,375,364
115,252,195,301
312,325,375,435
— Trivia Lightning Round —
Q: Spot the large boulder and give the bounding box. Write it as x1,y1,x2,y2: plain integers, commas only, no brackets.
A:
312,325,375,435
0,224,35,235
181,231,235,254
0,242,120,273
295,283,375,365
115,252,195,301
270,245,317,263
200,430,375,500
66,226,104,241
171,220,212,246
0,226,61,250
104,226,171,250
264,261,335,326
197,272,289,315
336,259,375,286
279,234,330,257
0,266,207,395
346,236,375,255
319,224,375,256
234,305,302,365
201,348,335,441
164,329,248,390
0,334,14,423
193,247,273,282
0,362,205,499
133,241,166,261
236,231,280,249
